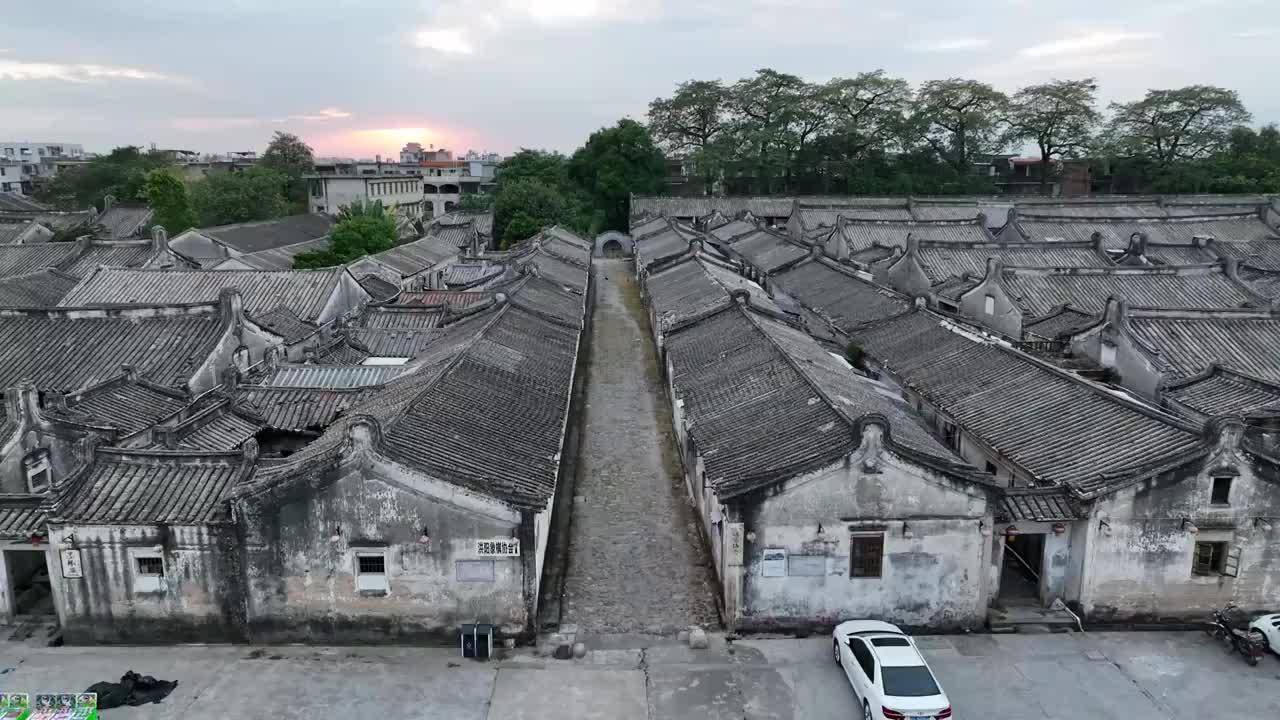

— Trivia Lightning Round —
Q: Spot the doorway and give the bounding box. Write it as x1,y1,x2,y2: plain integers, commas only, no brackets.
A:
5,550,52,618
999,533,1045,605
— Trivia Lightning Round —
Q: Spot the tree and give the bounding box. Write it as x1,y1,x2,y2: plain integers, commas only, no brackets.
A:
729,69,810,193
822,71,912,161
647,80,731,195
568,119,666,231
1009,78,1100,195
1108,86,1251,167
493,178,590,248
260,132,315,211
914,79,1011,174
293,201,396,268
35,146,170,210
458,193,495,211
190,167,291,226
142,169,195,234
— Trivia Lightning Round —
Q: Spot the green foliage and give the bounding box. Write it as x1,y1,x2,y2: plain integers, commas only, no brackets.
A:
1008,78,1101,193
34,146,171,210
142,169,195,234
458,193,495,211
913,78,1011,173
293,201,396,268
1107,86,1250,166
568,119,666,232
491,150,597,247
259,132,315,211
191,167,291,227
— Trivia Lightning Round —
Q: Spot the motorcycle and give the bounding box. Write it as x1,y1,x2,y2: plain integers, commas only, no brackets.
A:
1204,603,1268,666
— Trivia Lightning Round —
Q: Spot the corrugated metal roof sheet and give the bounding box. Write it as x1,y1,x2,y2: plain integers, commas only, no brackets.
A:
263,364,404,388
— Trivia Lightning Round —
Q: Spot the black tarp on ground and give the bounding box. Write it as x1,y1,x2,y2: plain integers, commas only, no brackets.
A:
85,671,179,709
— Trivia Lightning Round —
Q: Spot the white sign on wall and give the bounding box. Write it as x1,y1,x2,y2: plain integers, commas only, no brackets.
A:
476,539,520,557
761,548,787,578
60,549,83,579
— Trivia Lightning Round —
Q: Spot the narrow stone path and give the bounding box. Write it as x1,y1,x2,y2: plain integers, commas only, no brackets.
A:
559,259,720,634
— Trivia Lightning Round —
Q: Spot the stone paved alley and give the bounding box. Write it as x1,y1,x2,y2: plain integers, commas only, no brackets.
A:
557,259,721,634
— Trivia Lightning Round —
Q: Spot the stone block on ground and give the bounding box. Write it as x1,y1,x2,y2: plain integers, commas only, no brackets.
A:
688,627,708,650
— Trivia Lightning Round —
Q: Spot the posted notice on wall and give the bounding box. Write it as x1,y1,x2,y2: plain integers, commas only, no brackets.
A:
59,549,83,579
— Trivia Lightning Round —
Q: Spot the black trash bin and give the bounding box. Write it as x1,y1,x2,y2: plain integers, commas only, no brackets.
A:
460,623,495,660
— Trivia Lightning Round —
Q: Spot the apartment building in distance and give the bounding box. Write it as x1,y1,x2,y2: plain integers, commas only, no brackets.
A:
0,142,88,194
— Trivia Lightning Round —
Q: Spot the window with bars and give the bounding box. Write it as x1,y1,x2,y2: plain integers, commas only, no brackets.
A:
1192,541,1227,576
849,534,884,578
355,552,388,593
133,554,165,593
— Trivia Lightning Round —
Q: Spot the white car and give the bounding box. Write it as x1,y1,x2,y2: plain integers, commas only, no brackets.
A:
1249,613,1280,654
833,620,952,720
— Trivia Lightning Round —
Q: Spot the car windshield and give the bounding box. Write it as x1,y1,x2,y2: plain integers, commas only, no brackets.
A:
881,666,940,697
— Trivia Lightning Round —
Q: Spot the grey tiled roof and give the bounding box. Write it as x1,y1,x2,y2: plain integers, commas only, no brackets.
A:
1213,240,1280,271
1163,366,1280,418
174,410,263,451
59,267,350,325
770,259,911,333
56,448,249,524
445,262,504,288
1238,267,1280,301
261,364,404,388
999,266,1261,317
1116,242,1218,265
216,237,330,270
998,487,1084,522
0,495,45,538
57,376,188,436
344,305,446,358
202,214,334,253
664,304,969,497
730,230,809,272
508,274,587,328
631,196,795,220
646,254,779,331
433,210,494,237
0,243,83,278
396,290,490,309
29,211,96,232
635,223,695,270
0,221,39,244
852,311,1204,496
525,252,587,290
238,386,377,431
0,193,46,212
1022,306,1096,340
914,241,1108,285
94,205,153,239
839,220,992,253
0,305,227,392
708,219,757,243
1015,212,1277,249
1125,308,1280,383
796,204,914,231
60,240,169,277
0,268,80,306
366,235,458,276
357,273,400,300
253,307,320,343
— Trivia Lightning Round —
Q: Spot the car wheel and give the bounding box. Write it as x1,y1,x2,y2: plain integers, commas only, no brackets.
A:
833,640,840,665
863,700,873,720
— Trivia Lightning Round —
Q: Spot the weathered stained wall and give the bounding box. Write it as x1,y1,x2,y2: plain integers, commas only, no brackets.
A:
1080,453,1280,620
46,523,246,644
238,453,530,643
958,273,1023,338
736,448,992,632
1069,320,1164,399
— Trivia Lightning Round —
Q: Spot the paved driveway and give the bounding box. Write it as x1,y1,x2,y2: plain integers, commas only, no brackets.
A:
0,632,1275,718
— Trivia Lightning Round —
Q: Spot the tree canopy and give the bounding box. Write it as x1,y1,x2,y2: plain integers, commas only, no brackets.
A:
259,132,315,211
34,146,171,210
568,119,666,232
293,201,397,268
191,167,292,227
1107,86,1251,167
142,168,195,234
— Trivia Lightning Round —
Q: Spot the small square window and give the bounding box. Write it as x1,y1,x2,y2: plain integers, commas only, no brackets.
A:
355,552,388,594
849,533,884,578
1211,476,1232,505
985,461,997,475
24,451,51,493
132,554,166,593
1192,541,1228,576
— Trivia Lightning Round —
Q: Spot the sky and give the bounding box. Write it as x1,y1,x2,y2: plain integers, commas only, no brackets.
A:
3,0,1278,159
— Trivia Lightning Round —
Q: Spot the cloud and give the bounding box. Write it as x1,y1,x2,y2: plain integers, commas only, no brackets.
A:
1233,29,1271,38
415,28,474,55
913,37,989,52
0,59,175,83
1018,32,1158,58
176,108,353,132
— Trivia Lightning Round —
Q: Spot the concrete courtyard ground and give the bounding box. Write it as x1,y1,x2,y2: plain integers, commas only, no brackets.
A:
3,631,1278,718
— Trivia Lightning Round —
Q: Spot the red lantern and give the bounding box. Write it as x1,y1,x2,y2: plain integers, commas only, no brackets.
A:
1052,522,1067,535
1004,525,1019,536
